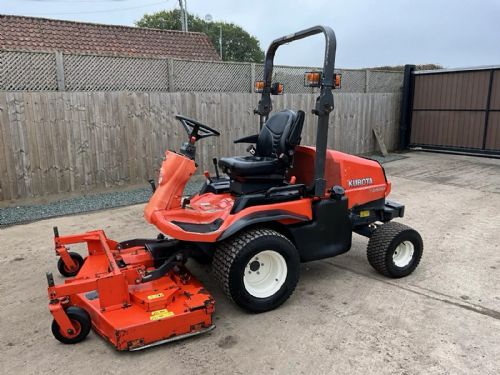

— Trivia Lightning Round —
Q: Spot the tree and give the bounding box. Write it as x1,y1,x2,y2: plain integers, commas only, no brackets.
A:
136,9,264,63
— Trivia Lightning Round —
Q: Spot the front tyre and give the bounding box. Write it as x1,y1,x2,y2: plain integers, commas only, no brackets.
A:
51,306,91,344
213,228,300,313
367,222,423,278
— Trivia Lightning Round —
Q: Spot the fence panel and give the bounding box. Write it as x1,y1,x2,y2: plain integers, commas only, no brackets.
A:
173,60,251,92
0,91,400,201
64,54,170,91
0,51,58,91
0,50,403,93
368,71,404,93
337,69,367,93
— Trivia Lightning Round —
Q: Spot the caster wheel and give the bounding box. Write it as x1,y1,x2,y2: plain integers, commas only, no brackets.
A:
367,221,423,278
57,252,84,277
51,306,91,345
213,228,300,313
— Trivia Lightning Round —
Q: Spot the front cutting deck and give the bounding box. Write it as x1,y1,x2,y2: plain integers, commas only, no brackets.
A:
47,231,215,351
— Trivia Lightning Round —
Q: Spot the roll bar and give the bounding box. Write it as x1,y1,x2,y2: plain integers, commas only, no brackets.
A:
255,25,337,197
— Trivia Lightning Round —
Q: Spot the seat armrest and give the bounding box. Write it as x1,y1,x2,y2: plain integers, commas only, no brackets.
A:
233,134,259,144
265,184,305,197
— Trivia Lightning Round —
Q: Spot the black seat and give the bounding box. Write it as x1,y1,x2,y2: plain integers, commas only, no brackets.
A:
219,109,304,194
219,155,280,176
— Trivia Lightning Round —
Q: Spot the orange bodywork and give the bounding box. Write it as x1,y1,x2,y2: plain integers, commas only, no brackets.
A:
144,146,390,243
147,193,313,242
48,231,214,351
145,150,197,217
145,150,313,242
289,146,391,207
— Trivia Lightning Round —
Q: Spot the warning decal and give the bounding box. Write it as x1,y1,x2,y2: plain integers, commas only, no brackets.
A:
147,293,165,300
150,309,174,320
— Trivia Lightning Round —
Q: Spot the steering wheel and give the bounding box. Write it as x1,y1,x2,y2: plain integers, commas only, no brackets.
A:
175,115,220,142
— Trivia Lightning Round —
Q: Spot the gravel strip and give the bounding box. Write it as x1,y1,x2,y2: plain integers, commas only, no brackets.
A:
0,180,204,228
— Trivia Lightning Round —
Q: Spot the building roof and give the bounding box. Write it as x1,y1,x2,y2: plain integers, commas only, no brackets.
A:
0,14,221,61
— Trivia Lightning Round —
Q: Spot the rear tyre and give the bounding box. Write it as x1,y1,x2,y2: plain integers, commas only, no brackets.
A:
51,306,91,344
367,221,423,278
57,252,84,277
213,228,300,313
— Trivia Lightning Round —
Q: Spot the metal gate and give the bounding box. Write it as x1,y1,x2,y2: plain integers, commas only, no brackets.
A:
400,66,500,156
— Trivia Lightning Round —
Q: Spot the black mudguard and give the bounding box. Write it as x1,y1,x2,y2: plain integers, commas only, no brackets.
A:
288,198,352,262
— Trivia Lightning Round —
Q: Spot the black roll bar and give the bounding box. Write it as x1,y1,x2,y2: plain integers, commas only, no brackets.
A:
255,25,337,197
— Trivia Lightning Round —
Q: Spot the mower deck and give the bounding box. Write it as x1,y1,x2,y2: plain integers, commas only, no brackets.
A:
47,230,215,351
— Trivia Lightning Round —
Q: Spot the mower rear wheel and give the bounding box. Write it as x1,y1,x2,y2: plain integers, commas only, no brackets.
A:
367,222,423,278
213,228,300,313
51,306,91,344
57,252,84,277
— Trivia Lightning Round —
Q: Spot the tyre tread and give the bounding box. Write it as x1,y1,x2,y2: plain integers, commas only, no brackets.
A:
212,228,292,302
367,221,422,277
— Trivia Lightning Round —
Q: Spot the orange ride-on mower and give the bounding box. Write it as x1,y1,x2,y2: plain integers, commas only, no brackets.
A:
46,26,423,350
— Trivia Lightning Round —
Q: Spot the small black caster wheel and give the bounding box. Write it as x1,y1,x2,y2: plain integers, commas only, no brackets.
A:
57,252,84,277
51,306,91,344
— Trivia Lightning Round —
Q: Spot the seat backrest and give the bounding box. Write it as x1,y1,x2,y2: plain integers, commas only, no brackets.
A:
256,109,305,160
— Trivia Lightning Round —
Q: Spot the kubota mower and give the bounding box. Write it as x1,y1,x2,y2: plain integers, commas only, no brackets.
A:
46,26,423,350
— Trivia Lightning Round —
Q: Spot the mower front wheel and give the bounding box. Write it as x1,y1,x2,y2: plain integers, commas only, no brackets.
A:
367,222,423,278
213,228,300,313
57,252,84,277
51,306,91,345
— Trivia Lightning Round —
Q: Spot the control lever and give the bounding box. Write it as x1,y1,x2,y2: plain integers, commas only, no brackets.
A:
181,197,191,209
148,179,156,193
142,252,183,283
203,171,213,183
212,158,220,179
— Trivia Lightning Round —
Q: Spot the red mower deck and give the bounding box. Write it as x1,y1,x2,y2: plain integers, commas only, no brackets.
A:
47,230,215,351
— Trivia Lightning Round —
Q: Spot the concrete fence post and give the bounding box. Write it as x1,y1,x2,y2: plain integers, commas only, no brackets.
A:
167,58,175,92
55,51,65,91
365,69,370,93
250,63,256,93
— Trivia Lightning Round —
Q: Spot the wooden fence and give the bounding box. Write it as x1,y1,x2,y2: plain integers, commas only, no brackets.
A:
0,91,400,201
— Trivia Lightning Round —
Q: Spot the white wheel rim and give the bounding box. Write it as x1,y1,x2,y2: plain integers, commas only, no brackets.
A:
243,250,287,298
392,241,415,267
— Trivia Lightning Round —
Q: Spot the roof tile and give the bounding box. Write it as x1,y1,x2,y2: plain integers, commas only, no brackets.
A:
0,14,221,61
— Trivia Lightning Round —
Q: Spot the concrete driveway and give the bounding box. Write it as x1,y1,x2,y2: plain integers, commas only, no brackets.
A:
1,151,499,374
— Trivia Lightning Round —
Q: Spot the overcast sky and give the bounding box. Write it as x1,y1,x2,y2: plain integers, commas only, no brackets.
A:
2,0,500,69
